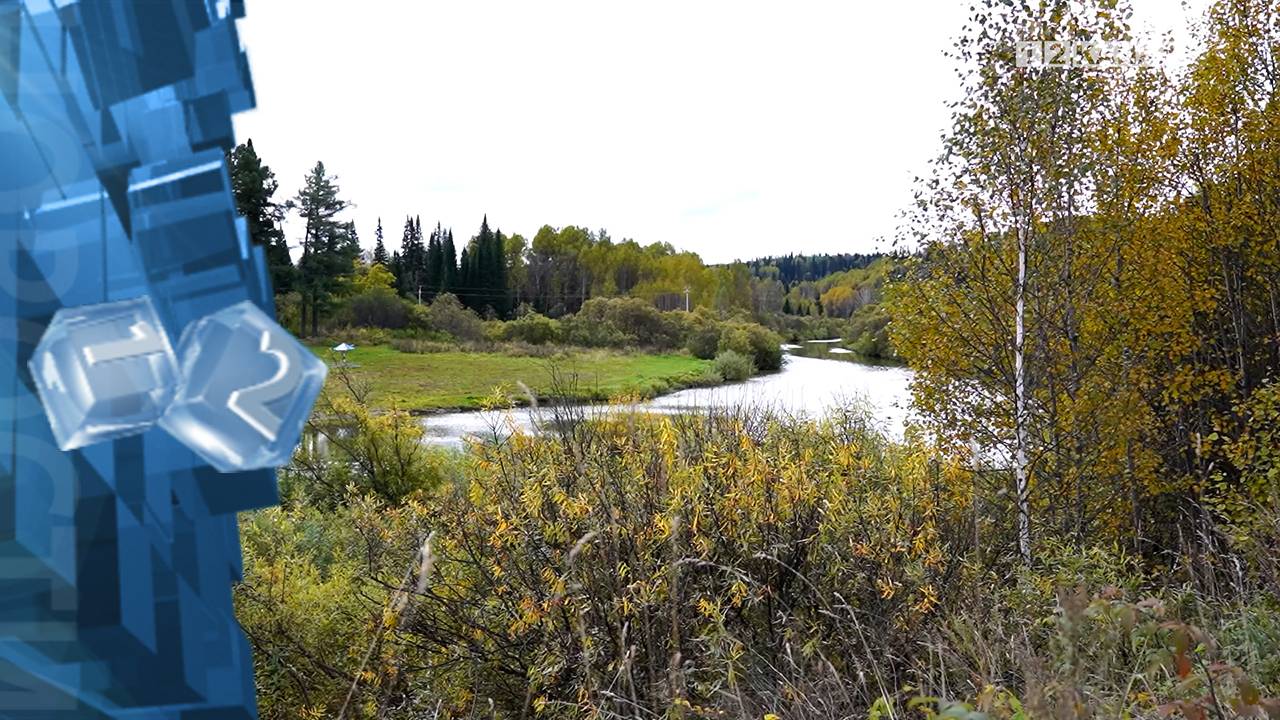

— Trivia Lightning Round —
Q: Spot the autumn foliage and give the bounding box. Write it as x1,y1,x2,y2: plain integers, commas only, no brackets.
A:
235,0,1280,717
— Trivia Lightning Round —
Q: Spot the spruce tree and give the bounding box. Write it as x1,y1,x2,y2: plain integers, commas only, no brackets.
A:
492,228,510,317
458,246,472,308
469,215,494,312
441,229,457,292
425,223,443,297
292,160,353,335
390,250,402,288
227,139,293,293
372,218,389,266
398,215,425,300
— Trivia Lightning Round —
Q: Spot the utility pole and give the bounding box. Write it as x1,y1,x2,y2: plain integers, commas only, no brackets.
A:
683,286,690,312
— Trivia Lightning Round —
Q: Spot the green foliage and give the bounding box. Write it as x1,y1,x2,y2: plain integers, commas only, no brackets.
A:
846,304,894,359
273,290,303,336
1215,380,1280,531
456,216,509,316
292,380,449,506
237,500,370,718
395,216,426,299
293,161,358,337
371,218,389,266
248,2,1280,718
350,260,395,295
685,318,722,360
885,0,1280,560
245,407,965,717
499,311,561,345
746,252,883,286
561,296,686,349
712,349,754,381
424,292,485,342
717,320,783,372
342,290,408,329
757,257,902,361
228,139,293,293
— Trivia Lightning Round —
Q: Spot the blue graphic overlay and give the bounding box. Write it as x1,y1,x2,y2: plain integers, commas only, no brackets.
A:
28,296,179,451
162,301,326,473
0,0,285,717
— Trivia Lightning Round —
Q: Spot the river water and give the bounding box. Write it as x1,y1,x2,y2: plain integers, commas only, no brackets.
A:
416,347,914,448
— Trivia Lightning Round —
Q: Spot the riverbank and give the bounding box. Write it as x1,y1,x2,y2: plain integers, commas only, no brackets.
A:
309,343,718,412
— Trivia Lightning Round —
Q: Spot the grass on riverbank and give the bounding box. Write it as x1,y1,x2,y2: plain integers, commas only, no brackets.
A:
309,343,716,411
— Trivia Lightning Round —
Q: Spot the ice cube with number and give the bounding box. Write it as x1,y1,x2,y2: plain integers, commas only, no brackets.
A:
159,301,327,472
28,296,181,450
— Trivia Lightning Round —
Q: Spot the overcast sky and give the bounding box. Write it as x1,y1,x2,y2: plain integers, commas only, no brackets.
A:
233,1,1208,265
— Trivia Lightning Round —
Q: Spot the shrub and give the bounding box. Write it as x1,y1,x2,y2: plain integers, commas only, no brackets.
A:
1217,379,1280,531
500,312,561,345
713,349,754,381
243,405,1280,719
717,323,752,357
425,293,485,342
846,305,895,359
405,301,432,332
718,321,783,372
603,297,685,349
275,291,303,336
561,313,630,347
343,289,409,329
397,410,960,717
561,297,686,349
686,326,720,359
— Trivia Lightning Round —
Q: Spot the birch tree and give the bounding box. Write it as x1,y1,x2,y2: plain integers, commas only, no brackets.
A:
891,0,1122,562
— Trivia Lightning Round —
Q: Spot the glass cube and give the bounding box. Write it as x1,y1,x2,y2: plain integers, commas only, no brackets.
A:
159,301,326,472
27,296,180,450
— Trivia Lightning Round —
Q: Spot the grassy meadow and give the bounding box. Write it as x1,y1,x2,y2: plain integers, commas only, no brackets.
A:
309,343,716,411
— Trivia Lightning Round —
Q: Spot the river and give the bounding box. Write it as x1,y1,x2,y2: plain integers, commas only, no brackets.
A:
416,347,914,448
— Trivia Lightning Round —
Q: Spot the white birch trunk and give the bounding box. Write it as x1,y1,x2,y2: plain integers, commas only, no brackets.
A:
1015,225,1031,563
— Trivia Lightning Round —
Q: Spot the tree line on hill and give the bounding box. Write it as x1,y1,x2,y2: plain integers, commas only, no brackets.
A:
741,252,882,285
226,142,899,356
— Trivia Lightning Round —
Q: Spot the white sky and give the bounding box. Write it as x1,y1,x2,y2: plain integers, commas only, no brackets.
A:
233,1,1209,265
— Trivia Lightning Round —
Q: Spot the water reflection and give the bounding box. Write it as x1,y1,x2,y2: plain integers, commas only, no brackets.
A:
417,352,914,448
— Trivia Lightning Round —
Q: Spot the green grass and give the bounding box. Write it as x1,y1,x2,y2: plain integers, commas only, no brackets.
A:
309,344,716,411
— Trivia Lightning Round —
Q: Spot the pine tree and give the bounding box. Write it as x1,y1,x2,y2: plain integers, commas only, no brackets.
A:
470,215,494,312
292,161,353,336
227,139,293,293
492,228,510,317
442,229,457,292
372,218,389,266
398,215,426,301
460,215,509,315
458,246,472,308
425,223,443,298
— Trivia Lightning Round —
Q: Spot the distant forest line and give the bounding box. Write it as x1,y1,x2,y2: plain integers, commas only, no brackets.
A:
227,142,899,357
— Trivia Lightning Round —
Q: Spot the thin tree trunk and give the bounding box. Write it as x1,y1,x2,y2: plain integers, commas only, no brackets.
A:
1015,224,1032,563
